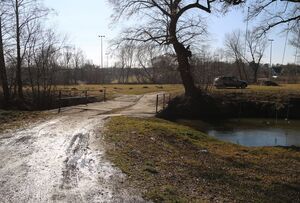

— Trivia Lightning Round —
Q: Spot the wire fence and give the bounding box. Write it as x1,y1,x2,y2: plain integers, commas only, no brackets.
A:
57,89,107,113
155,93,172,114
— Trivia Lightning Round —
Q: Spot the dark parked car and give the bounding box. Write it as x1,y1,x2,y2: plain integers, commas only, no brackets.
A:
214,76,248,89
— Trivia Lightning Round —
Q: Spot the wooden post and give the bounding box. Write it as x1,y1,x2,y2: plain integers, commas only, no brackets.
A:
103,88,106,102
156,94,159,113
238,102,242,122
276,107,278,124
163,94,165,110
286,98,290,120
85,90,88,105
58,90,61,113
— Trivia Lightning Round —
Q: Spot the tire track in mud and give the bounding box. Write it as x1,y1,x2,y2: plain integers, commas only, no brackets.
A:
0,94,158,202
61,133,89,190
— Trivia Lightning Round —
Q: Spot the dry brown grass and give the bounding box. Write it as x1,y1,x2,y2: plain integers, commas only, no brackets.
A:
105,116,300,202
56,83,300,99
0,110,51,133
56,84,184,98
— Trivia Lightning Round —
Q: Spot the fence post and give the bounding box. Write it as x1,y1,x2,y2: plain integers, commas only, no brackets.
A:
85,90,88,105
286,98,290,120
103,88,106,102
156,94,159,113
58,90,61,113
276,107,278,124
163,94,166,110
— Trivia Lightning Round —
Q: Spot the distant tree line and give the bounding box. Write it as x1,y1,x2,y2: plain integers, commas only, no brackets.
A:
1,0,299,109
0,0,90,108
12,54,299,86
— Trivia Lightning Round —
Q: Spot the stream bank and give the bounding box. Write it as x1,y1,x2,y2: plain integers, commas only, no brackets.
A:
159,92,300,120
104,116,300,202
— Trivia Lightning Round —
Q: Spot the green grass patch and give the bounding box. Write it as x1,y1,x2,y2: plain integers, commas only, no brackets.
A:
104,116,300,202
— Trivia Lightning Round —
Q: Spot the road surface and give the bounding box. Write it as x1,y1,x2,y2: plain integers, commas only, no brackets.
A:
0,93,161,202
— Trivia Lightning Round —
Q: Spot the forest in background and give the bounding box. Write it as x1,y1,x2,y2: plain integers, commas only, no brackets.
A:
0,0,300,109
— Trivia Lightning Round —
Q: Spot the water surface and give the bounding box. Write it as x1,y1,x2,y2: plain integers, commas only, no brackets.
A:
178,119,300,147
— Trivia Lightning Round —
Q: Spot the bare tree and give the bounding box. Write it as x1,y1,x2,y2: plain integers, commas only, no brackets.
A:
290,25,300,49
115,43,135,83
0,1,10,105
245,30,267,82
152,53,181,83
224,30,248,80
248,0,300,35
109,0,243,96
72,48,84,84
225,29,267,82
136,44,160,83
73,48,84,69
34,30,61,90
62,46,74,69
7,0,49,103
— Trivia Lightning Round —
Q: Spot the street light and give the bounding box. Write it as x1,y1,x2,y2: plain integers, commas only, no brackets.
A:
98,35,105,68
268,39,274,79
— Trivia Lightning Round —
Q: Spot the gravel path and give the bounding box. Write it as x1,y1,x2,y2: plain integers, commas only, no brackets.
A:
0,93,162,202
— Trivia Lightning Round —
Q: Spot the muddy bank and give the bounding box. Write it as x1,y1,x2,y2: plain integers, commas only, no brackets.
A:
158,93,300,120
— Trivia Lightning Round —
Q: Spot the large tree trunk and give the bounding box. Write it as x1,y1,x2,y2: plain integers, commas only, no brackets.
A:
170,17,198,97
15,0,24,101
250,62,259,83
241,63,249,82
173,42,198,96
253,64,259,83
0,17,10,105
235,59,243,79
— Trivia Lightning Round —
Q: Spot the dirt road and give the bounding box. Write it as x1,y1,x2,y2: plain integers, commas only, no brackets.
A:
0,93,161,202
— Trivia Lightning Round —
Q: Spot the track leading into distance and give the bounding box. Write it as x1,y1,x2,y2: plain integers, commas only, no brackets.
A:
0,93,161,202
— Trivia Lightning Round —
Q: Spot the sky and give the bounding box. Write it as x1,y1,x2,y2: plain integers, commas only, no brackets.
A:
43,0,297,66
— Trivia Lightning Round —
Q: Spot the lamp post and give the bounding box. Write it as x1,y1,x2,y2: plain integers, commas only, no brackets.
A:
268,39,274,79
98,35,105,68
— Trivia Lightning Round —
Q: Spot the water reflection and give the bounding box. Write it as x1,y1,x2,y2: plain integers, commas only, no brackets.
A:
208,129,300,147
178,119,300,147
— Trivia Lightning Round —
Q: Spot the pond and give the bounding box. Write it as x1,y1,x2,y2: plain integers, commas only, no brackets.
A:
177,119,300,147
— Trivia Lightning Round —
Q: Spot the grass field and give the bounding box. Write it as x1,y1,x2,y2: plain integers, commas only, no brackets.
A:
104,116,300,202
56,83,300,97
212,84,300,99
56,84,184,99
